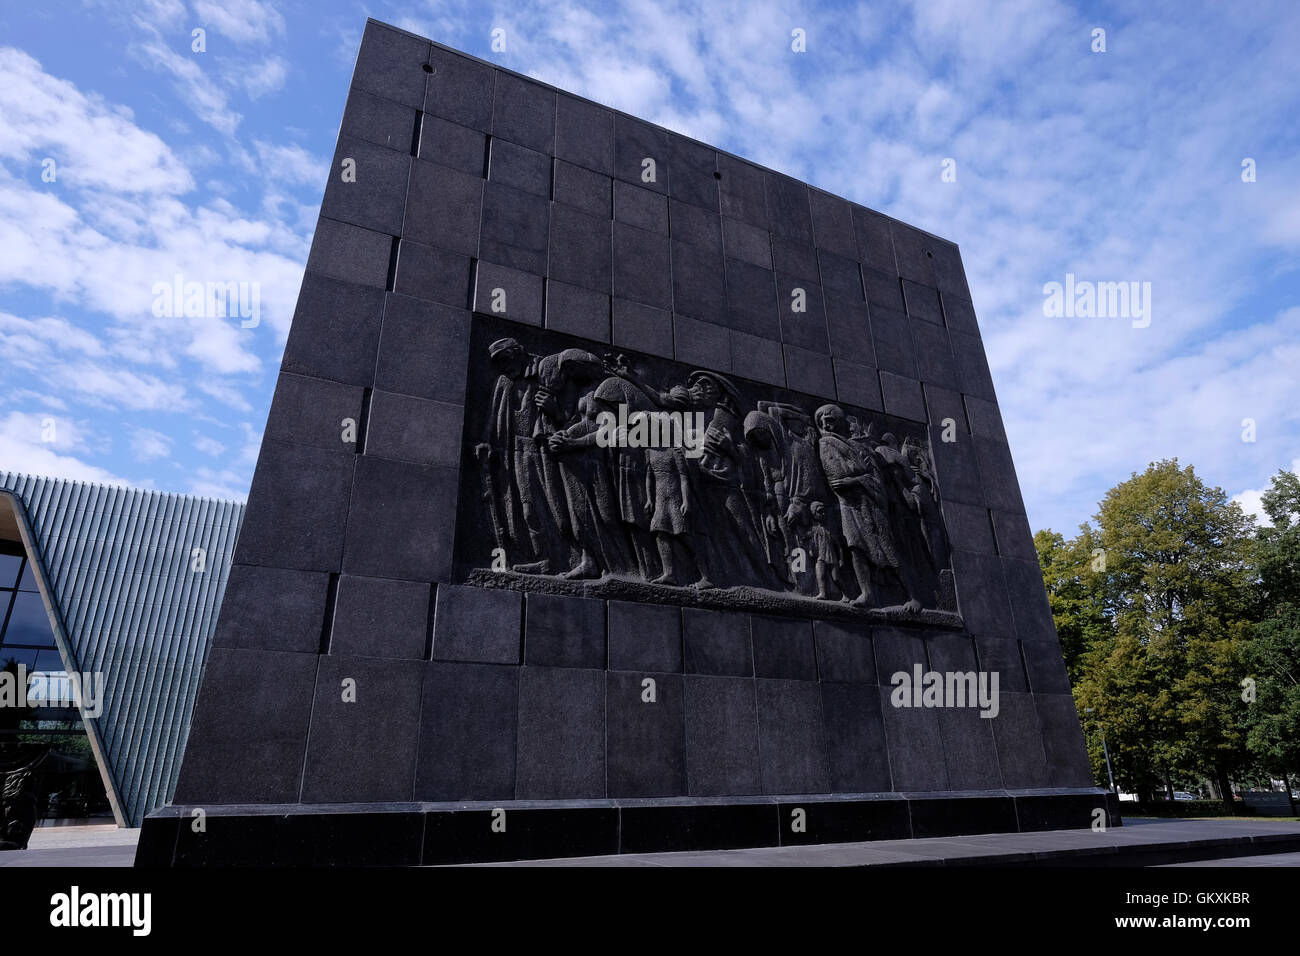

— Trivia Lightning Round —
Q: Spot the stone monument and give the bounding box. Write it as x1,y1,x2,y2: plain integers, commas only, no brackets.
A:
136,19,1117,866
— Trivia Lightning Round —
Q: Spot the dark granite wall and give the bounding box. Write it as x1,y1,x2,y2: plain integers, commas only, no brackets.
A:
172,19,1092,813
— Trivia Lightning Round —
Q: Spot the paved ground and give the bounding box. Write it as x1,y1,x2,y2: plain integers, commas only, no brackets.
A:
1,818,1297,867
474,818,1300,866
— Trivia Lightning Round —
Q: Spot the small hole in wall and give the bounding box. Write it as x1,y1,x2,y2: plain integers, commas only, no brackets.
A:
713,170,722,179
422,63,433,73
925,249,934,258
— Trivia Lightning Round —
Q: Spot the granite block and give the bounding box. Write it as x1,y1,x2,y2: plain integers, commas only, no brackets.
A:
683,607,753,676
808,189,857,258
393,239,473,308
553,159,612,218
416,661,519,800
1004,557,1058,643
555,92,614,175
404,159,483,255
813,620,876,682
212,564,328,654
717,153,768,229
823,295,873,365
524,592,606,668
890,220,938,286
870,305,919,379
725,257,779,339
492,72,555,152
341,86,417,152
431,583,522,664
722,215,771,268
173,646,317,804
606,671,687,797
911,320,959,390
364,389,463,468
550,202,613,294
667,135,719,209
424,44,494,130
901,279,943,325
301,655,424,802
669,199,723,253
614,114,668,194
671,238,726,318
757,678,830,794
951,549,1014,638
264,372,364,451
612,298,673,358
863,266,906,313
353,21,429,108
329,574,430,660
374,294,471,404
342,456,457,581
417,114,488,176
473,260,544,326
833,359,883,412
819,682,893,791
488,137,550,197
480,180,549,273
877,684,949,791
323,135,410,235
615,179,669,233
730,329,785,387
991,508,1036,561
818,248,863,301
784,345,835,399
608,601,682,672
988,691,1050,788
683,675,762,796
516,666,606,798
764,171,813,243
880,370,927,422
612,221,672,309
771,235,819,284
546,279,610,341
750,616,816,680
777,275,830,353
283,273,387,385
951,330,997,400
234,439,353,572
673,314,731,371
853,206,897,271
304,217,391,289
974,635,1030,693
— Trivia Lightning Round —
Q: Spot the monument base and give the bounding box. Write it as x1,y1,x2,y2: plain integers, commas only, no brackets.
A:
135,788,1121,866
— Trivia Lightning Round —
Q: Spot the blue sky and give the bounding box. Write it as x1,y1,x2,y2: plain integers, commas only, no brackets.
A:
0,0,1296,536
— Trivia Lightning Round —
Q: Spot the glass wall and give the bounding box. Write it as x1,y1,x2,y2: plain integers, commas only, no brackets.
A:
0,541,112,837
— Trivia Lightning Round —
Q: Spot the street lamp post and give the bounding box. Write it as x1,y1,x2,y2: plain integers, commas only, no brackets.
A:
1084,707,1117,794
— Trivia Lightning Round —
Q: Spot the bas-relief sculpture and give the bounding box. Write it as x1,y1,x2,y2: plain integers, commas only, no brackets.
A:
458,319,959,624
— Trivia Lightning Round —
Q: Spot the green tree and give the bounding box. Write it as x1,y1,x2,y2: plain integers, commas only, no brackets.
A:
1064,460,1255,807
1242,470,1300,812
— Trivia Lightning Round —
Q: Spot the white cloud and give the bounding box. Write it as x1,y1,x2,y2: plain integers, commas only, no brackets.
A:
242,56,288,98
130,426,173,461
0,411,128,485
193,434,226,456
1233,458,1300,526
0,48,193,194
193,0,286,45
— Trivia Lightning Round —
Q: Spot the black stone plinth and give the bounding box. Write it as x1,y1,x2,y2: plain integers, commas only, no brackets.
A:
136,788,1119,867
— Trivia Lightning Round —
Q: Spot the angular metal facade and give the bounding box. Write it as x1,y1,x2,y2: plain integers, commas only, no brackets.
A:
0,472,243,826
